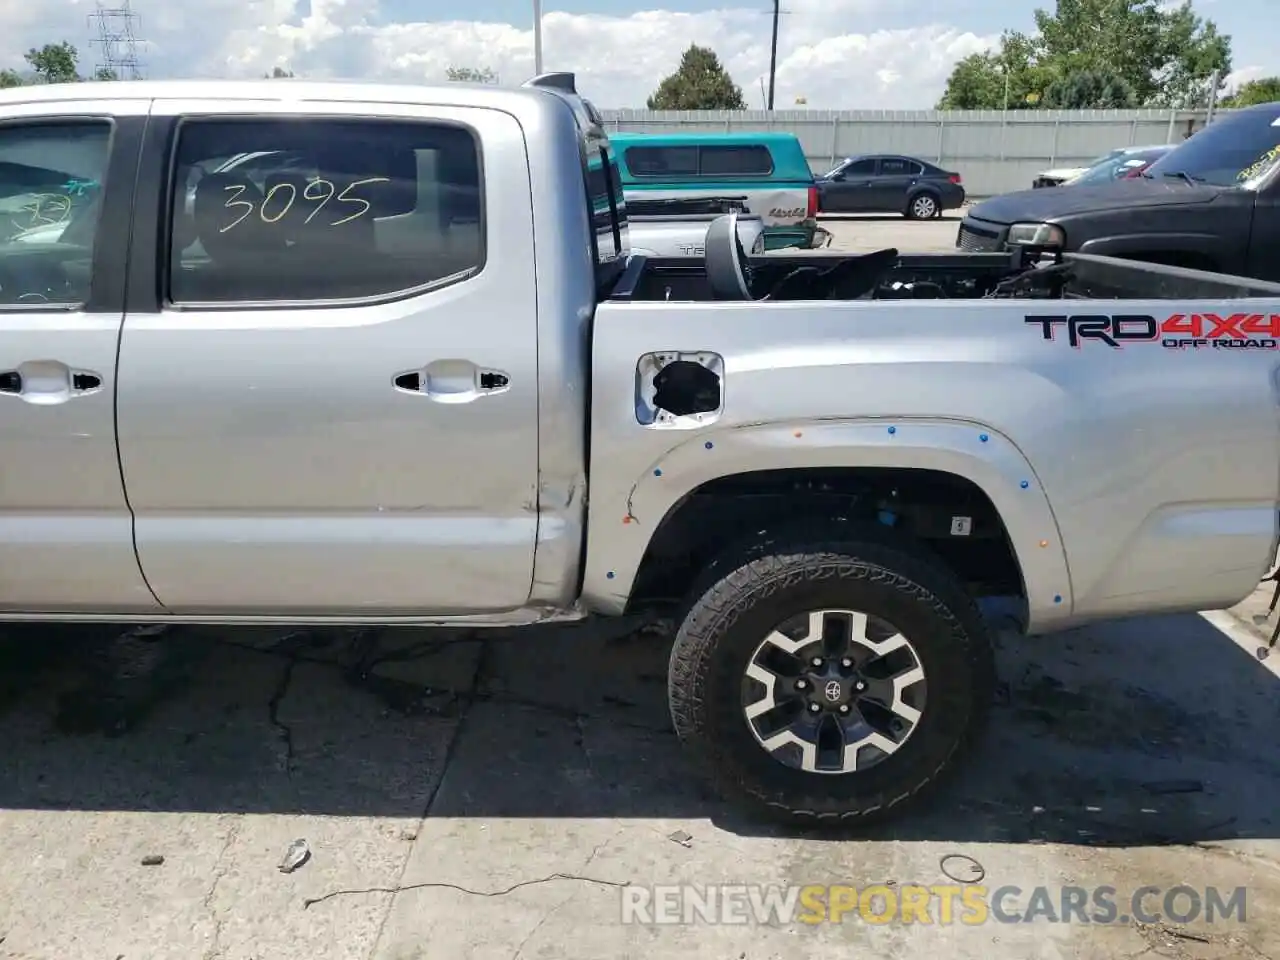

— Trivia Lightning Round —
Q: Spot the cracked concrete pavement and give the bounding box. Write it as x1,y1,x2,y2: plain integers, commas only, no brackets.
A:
0,585,1278,960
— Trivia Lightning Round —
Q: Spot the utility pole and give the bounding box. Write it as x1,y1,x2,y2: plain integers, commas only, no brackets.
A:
533,0,544,76
767,0,779,110
1205,68,1221,123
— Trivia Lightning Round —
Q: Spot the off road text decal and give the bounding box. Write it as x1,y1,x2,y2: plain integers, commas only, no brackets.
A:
1026,313,1280,350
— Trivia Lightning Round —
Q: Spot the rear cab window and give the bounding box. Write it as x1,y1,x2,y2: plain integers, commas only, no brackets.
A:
555,92,627,291
0,121,111,307
166,118,484,306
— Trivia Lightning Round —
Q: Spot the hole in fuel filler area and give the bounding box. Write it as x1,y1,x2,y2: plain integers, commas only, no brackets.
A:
636,351,724,428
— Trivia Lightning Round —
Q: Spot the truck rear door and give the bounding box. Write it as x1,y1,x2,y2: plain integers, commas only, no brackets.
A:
0,99,158,613
115,99,541,616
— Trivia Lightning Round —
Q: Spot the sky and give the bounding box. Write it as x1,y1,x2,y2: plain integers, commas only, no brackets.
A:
0,0,1272,110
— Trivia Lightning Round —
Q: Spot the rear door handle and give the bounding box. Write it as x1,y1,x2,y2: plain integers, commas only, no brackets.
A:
0,361,103,405
393,360,511,403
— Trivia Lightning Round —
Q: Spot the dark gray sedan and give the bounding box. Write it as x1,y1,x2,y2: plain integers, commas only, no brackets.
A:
815,154,966,219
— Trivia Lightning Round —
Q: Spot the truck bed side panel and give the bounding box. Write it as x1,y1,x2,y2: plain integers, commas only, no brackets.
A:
583,297,1280,632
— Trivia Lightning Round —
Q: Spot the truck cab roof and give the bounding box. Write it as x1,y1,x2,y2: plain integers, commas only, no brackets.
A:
0,77,570,113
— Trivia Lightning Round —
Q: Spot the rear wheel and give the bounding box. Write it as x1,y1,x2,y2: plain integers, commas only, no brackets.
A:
906,193,939,220
668,534,994,826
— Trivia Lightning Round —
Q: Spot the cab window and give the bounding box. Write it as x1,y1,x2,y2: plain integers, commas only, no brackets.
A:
166,118,485,305
626,145,698,177
624,143,773,178
0,121,110,307
699,145,772,176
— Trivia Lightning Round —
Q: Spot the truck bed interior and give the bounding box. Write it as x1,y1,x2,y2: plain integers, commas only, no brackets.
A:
608,248,1280,303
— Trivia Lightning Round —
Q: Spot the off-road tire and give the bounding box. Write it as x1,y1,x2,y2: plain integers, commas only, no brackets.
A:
668,534,995,827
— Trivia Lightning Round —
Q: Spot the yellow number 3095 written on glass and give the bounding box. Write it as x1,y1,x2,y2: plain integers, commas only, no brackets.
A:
219,177,390,233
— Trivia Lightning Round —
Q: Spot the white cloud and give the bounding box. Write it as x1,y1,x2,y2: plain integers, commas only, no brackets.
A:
0,0,1001,109
1224,65,1269,94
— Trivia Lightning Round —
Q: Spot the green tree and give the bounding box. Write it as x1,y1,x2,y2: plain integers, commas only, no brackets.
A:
647,44,745,110
0,42,122,86
936,33,1054,109
264,66,295,79
935,54,1006,109
26,41,80,84
1222,76,1280,107
1042,68,1138,108
937,0,1230,109
1145,1,1231,107
446,66,497,84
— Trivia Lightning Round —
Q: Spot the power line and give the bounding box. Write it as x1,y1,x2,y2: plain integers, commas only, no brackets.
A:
88,0,145,80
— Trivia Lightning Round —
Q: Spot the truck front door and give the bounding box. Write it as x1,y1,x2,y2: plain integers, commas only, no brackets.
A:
116,100,541,616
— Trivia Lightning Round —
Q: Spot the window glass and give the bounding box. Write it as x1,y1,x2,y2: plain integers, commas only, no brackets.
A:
625,145,699,177
1080,149,1126,170
1144,107,1280,187
584,143,625,259
698,145,773,176
168,119,484,304
581,98,627,265
880,158,923,176
1071,151,1162,185
843,158,878,176
0,122,110,306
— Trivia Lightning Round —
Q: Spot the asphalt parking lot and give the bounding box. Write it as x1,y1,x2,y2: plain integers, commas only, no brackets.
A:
1,585,1279,960
817,211,967,253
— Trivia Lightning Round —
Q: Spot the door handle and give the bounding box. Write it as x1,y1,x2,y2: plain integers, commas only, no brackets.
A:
393,359,511,403
0,361,103,405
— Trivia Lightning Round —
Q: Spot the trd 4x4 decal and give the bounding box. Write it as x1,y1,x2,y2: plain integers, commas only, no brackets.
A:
1026,313,1280,350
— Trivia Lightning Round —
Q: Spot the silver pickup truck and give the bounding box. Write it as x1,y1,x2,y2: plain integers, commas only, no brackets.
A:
3,73,1279,827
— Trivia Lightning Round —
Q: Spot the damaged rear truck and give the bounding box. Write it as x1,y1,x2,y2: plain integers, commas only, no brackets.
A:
3,74,1280,826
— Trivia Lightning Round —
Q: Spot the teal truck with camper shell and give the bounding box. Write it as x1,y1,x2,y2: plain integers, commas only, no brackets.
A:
609,131,823,251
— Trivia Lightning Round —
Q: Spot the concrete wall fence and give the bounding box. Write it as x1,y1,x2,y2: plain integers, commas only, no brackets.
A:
598,107,1227,199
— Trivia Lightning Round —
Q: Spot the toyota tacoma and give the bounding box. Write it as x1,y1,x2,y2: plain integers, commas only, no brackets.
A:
2,74,1279,827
